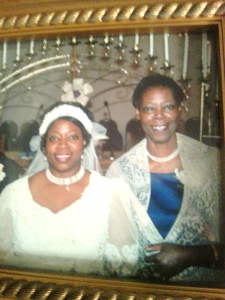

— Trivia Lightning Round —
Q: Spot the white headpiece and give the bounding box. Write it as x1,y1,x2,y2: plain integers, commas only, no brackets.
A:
39,104,93,136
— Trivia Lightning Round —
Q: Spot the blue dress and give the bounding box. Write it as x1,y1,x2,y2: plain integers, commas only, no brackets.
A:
147,173,184,239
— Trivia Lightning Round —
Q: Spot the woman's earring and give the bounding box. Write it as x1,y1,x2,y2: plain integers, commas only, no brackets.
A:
81,154,84,160
44,156,47,162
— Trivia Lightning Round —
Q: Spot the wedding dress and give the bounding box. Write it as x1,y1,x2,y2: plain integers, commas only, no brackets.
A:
0,171,140,277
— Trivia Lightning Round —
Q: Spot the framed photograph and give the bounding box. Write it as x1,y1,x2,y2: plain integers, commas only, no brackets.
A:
0,0,224,299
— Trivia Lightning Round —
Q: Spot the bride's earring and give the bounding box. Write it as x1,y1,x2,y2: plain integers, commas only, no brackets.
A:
81,144,87,160
44,156,47,162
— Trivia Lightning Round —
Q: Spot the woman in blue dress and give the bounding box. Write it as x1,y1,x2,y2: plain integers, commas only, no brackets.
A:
107,74,224,283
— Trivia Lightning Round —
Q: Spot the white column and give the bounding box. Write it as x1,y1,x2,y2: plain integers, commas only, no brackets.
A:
30,39,34,55
16,41,20,61
2,41,7,68
164,32,169,61
149,33,154,56
182,33,189,79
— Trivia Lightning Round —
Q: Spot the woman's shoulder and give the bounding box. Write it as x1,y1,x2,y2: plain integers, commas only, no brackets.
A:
177,133,219,158
177,134,220,181
106,139,146,176
0,175,29,200
120,138,146,158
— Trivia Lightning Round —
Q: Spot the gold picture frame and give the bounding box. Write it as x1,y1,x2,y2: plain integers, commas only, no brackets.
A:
0,0,225,299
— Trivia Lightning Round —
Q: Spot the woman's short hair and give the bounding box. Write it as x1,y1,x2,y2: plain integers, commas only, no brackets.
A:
41,102,92,152
132,73,185,109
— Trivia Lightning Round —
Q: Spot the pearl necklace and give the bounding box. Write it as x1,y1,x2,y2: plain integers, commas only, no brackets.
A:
146,148,179,163
46,166,85,190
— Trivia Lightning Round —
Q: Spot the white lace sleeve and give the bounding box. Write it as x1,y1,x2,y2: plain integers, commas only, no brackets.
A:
0,185,14,263
105,179,140,277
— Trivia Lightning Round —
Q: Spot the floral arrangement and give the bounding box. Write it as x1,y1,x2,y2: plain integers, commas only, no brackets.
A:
0,163,6,182
61,78,93,106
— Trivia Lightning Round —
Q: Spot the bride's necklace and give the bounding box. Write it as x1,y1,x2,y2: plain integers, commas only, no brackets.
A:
46,166,85,190
146,148,179,163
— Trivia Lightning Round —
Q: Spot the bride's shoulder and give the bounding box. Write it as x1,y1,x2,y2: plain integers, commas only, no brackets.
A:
28,170,47,191
90,170,130,187
29,170,45,182
0,175,29,199
89,170,110,184
89,171,124,194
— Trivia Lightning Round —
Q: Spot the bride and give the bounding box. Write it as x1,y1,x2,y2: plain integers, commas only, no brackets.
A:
0,101,141,277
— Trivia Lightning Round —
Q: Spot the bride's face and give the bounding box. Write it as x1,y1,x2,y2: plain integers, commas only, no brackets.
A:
45,119,86,177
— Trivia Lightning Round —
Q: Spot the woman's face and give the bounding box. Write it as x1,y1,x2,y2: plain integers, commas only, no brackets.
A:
136,87,181,145
45,119,86,176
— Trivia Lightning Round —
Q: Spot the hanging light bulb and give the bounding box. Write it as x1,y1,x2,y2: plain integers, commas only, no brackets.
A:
85,36,98,60
160,61,174,78
41,39,48,56
0,41,7,77
177,33,192,99
145,54,158,74
178,78,192,100
53,37,64,55
145,32,158,74
130,51,141,69
99,34,112,62
114,35,126,65
26,39,37,62
13,41,23,68
160,33,174,77
130,33,142,70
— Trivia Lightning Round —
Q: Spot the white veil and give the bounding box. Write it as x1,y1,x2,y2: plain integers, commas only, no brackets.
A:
25,122,108,176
